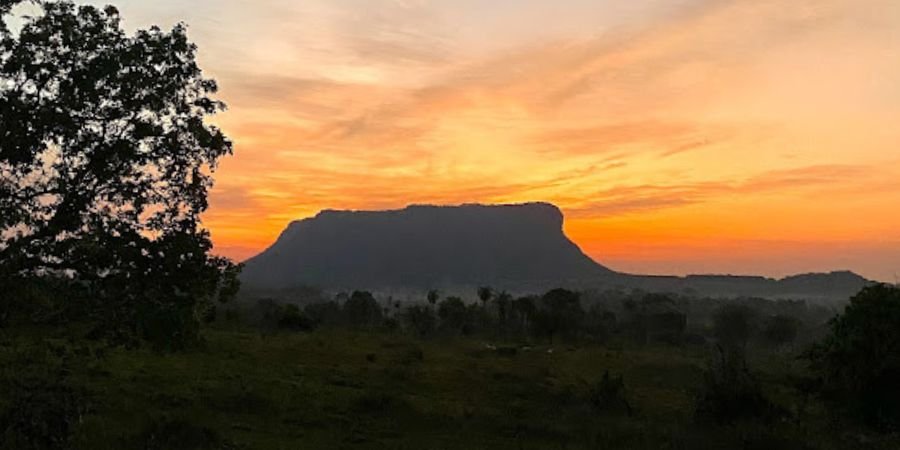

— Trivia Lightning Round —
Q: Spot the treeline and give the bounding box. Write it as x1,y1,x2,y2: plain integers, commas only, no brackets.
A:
233,286,830,350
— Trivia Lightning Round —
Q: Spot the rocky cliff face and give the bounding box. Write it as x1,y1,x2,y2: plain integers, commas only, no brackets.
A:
241,203,612,290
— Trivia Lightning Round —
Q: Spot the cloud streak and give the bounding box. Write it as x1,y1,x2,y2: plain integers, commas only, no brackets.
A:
91,0,899,280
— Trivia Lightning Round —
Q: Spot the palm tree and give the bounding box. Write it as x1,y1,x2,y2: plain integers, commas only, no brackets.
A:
427,289,440,307
477,286,494,309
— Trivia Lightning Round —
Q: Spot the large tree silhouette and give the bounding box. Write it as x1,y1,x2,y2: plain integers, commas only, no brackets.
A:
0,1,238,347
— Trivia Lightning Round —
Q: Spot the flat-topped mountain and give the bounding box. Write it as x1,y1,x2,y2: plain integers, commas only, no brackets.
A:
241,202,872,301
241,203,613,290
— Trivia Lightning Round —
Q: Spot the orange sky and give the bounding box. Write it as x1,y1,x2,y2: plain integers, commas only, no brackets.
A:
84,0,900,281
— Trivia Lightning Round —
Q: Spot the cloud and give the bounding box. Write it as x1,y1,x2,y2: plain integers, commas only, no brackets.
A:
566,164,873,217
182,0,900,281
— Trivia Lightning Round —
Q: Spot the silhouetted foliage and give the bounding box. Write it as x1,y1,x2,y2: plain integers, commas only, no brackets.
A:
695,346,780,425
343,291,382,328
303,300,342,328
762,315,799,349
477,286,494,308
586,371,632,416
511,296,537,332
402,304,436,337
622,293,687,344
808,284,900,429
712,304,757,354
0,1,239,349
583,305,616,342
426,289,440,307
493,290,512,332
278,304,314,331
437,296,467,333
0,343,89,450
533,288,583,343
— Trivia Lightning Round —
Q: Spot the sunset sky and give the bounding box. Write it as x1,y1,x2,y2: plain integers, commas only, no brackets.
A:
81,0,899,281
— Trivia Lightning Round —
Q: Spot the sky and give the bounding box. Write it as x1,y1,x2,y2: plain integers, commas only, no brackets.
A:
77,0,900,281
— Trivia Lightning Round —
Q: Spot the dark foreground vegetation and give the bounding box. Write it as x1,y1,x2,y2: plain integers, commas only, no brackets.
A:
3,282,900,449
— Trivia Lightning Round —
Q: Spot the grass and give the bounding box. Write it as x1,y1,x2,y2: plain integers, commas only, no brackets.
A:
1,325,897,449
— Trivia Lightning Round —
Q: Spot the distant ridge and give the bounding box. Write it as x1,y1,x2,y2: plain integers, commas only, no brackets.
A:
241,202,872,301
617,270,871,302
241,203,613,290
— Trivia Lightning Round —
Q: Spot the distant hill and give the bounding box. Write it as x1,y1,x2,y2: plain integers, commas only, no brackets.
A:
241,203,613,290
241,202,872,301
615,271,871,303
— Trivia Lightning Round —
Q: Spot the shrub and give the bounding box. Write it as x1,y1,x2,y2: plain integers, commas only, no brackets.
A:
808,284,900,429
0,346,89,450
762,315,799,349
343,291,383,328
437,296,468,333
694,347,780,424
402,305,435,337
303,300,342,327
278,304,314,331
532,289,583,343
712,304,757,353
586,371,632,416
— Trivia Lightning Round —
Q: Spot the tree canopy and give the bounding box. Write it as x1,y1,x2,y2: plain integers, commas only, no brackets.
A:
0,1,238,347
809,284,900,429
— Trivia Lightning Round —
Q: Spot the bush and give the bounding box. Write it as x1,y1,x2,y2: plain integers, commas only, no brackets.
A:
402,305,435,337
712,304,757,353
762,315,799,349
0,346,89,450
586,371,632,416
694,347,780,425
532,289,583,343
437,297,467,333
343,291,383,328
808,284,900,429
303,301,342,327
278,304,314,331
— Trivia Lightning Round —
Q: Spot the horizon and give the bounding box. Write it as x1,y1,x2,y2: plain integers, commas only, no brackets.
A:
244,200,877,281
69,0,900,281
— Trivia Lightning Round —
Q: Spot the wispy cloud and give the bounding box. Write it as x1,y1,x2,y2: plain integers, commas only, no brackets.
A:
112,0,900,279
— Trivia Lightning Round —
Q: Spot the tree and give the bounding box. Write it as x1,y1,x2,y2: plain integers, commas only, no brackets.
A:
278,304,313,331
533,288,583,343
403,304,435,337
762,315,799,349
712,304,757,355
426,289,439,307
343,291,382,328
808,284,900,429
584,304,616,342
0,2,239,348
437,296,467,333
512,296,536,331
495,290,512,323
698,302,779,424
477,286,494,309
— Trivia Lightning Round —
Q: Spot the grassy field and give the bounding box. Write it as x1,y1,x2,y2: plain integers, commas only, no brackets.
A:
1,324,896,450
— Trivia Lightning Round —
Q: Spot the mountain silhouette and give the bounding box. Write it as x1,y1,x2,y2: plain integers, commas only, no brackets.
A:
241,202,871,300
241,203,613,290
